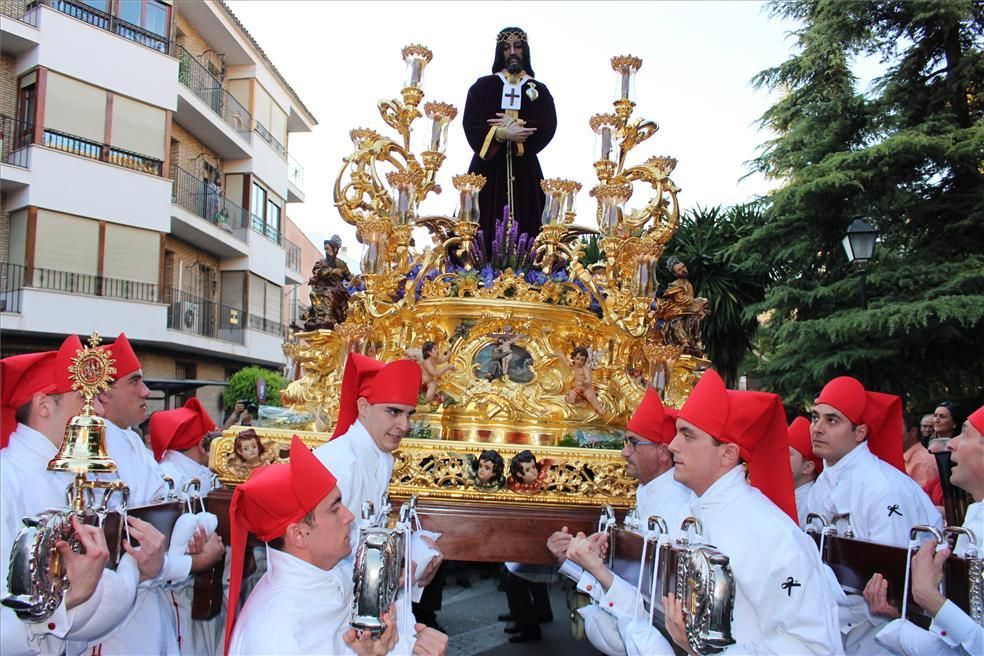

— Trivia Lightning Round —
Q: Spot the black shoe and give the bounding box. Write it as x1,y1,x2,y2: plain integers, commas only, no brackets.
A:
497,614,514,622
537,613,554,623
458,578,472,588
509,630,542,643
504,625,522,634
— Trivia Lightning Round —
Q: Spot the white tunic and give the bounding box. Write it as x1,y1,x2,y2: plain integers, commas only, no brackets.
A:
806,442,942,545
312,420,421,644
805,441,943,653
1,424,140,656
795,480,815,528
874,501,983,656
574,468,694,656
622,467,844,655
160,449,226,656
229,547,417,656
91,419,193,655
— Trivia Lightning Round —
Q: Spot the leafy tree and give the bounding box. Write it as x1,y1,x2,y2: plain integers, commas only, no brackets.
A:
225,366,284,410
735,0,984,411
658,204,769,388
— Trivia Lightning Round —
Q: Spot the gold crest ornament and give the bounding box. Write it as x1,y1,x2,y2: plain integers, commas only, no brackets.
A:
525,81,539,102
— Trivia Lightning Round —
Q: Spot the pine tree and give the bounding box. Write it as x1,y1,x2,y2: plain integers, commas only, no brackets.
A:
736,0,984,411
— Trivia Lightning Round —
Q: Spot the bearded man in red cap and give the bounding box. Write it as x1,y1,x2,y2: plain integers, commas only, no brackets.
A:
149,398,225,656
546,388,692,655
313,353,445,628
803,376,941,654
619,370,842,655
864,404,984,656
226,435,448,656
1,336,167,656
788,416,822,527
91,333,224,656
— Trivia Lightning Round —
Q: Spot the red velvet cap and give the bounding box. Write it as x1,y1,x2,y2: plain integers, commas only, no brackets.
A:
815,376,904,471
224,436,338,655
627,388,678,444
107,333,141,380
679,370,797,522
788,416,823,474
723,390,798,522
1,335,82,448
149,398,216,461
677,369,728,441
968,405,984,436
330,353,422,439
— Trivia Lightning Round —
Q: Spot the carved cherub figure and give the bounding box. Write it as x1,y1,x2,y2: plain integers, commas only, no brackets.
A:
420,341,456,403
226,428,278,476
467,449,506,490
565,346,607,417
507,449,550,493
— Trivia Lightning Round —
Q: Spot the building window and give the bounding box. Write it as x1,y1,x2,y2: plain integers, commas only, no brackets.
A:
266,199,281,236
250,182,266,222
16,81,36,147
118,0,170,38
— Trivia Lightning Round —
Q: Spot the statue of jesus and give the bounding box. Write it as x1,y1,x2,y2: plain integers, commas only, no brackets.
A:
463,27,557,257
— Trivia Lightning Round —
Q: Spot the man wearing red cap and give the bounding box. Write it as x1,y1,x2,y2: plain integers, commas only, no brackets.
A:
547,388,692,655
621,370,842,655
92,333,224,655
867,404,984,656
149,398,225,656
227,435,448,656
313,354,444,623
788,416,822,527
1,336,167,656
804,376,941,654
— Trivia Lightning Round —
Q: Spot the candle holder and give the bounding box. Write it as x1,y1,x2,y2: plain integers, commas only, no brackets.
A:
386,169,424,225
358,215,392,275
590,113,620,183
423,101,457,154
402,44,432,99
590,177,633,237
611,54,642,103
452,173,486,225
540,178,582,225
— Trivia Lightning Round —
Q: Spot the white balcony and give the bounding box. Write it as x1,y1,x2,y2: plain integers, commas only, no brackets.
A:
1,1,40,56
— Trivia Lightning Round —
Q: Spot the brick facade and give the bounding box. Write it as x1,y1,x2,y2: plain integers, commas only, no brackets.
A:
169,120,221,181
162,234,220,301
1,54,17,119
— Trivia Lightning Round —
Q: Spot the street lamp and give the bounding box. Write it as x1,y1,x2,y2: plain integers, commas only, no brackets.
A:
842,217,878,309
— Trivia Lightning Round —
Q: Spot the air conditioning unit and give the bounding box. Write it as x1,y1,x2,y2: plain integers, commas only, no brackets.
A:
174,301,200,331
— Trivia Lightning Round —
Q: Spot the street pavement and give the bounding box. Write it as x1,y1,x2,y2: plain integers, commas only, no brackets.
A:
436,567,601,656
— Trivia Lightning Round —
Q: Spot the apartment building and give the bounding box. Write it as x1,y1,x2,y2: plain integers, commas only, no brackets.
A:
0,0,317,422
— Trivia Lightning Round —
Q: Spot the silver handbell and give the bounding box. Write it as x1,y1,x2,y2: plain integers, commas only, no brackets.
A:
3,479,129,621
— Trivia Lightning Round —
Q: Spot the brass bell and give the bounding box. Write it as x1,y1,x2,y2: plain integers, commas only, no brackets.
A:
47,414,117,475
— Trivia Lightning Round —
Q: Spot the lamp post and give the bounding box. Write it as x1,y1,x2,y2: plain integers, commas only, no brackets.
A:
842,217,878,310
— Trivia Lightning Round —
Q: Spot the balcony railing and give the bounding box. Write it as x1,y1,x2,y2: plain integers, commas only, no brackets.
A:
247,313,285,336
0,262,24,313
254,121,286,160
50,0,168,53
250,213,282,245
287,151,304,191
163,287,245,344
170,164,249,243
0,262,159,308
1,0,39,25
43,128,163,175
286,239,302,273
1,114,32,169
177,46,252,142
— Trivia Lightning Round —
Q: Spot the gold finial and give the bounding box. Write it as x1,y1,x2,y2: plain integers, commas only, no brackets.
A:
69,332,116,416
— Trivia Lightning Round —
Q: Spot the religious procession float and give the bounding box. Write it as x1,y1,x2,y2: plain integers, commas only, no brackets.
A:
207,43,713,560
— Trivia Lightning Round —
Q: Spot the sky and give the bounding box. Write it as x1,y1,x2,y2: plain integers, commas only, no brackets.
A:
227,0,803,252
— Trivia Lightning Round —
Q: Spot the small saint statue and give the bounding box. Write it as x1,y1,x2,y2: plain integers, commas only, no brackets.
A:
565,346,606,417
420,341,456,404
467,449,506,491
